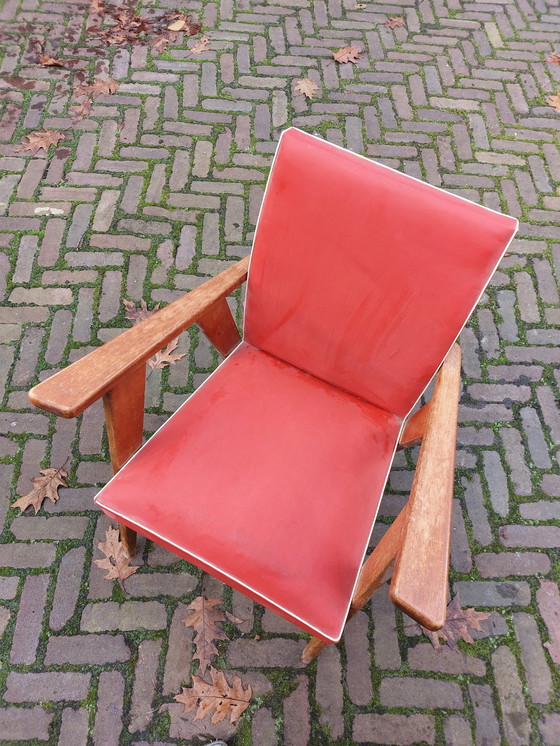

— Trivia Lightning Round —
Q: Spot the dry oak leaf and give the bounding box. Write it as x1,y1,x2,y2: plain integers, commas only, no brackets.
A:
547,92,560,113
384,16,405,28
175,667,252,725
421,595,491,651
183,596,243,674
69,100,93,124
545,52,560,65
94,526,139,588
124,298,160,325
165,11,201,36
74,76,119,101
332,45,363,64
89,0,105,13
147,337,186,370
191,35,211,54
12,467,68,514
15,129,65,155
38,54,63,67
151,35,170,54
295,77,319,99
167,14,189,31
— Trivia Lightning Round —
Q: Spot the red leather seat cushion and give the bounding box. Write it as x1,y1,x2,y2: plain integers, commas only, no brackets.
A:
95,342,401,641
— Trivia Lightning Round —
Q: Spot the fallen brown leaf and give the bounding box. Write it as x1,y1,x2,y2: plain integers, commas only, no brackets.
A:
69,100,93,124
354,3,366,8
38,54,63,67
151,35,170,54
89,4,201,49
384,16,405,28
183,596,243,674
547,92,560,113
544,52,560,65
332,45,363,64
12,467,68,514
191,35,211,54
168,14,188,31
421,595,492,651
175,667,252,725
15,129,65,155
89,0,105,13
94,526,139,589
148,337,186,371
123,298,160,325
294,77,319,99
74,76,119,100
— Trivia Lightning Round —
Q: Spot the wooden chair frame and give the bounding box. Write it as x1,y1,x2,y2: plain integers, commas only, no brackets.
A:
29,255,462,663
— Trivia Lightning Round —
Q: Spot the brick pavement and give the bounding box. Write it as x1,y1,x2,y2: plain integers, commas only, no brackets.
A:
0,0,559,743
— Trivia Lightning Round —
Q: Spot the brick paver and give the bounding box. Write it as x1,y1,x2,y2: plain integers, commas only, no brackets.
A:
0,0,559,743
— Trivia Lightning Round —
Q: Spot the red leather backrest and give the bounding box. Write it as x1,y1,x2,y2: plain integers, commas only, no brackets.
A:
245,128,518,418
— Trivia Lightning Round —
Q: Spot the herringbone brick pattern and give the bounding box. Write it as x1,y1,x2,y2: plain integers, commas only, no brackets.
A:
0,0,559,743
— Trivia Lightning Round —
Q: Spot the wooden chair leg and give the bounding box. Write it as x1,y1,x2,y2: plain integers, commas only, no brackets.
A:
103,364,146,558
301,507,409,664
119,524,137,558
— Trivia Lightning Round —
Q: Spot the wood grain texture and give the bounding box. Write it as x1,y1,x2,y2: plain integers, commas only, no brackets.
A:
102,364,146,473
197,297,241,357
397,402,431,450
28,256,250,418
102,364,147,557
351,506,409,612
389,343,462,630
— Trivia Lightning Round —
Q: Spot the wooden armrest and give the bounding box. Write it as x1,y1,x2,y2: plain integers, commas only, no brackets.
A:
29,256,250,418
389,343,462,630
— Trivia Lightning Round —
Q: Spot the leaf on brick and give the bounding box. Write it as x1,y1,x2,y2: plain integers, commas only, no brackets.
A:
332,45,363,64
12,467,68,514
89,0,105,13
544,52,560,65
15,129,66,155
294,78,319,99
421,595,491,651
74,76,120,101
69,100,93,124
165,10,201,35
175,667,252,725
167,13,188,31
183,596,243,674
354,3,366,8
191,35,211,54
124,298,160,325
151,35,170,54
147,337,186,370
547,92,560,113
38,54,64,67
94,526,139,588
89,4,202,49
383,16,405,28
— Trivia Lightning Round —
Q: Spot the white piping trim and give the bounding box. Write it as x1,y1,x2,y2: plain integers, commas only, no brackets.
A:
241,127,291,340
96,408,405,642
243,126,519,418
95,127,518,639
407,223,518,416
